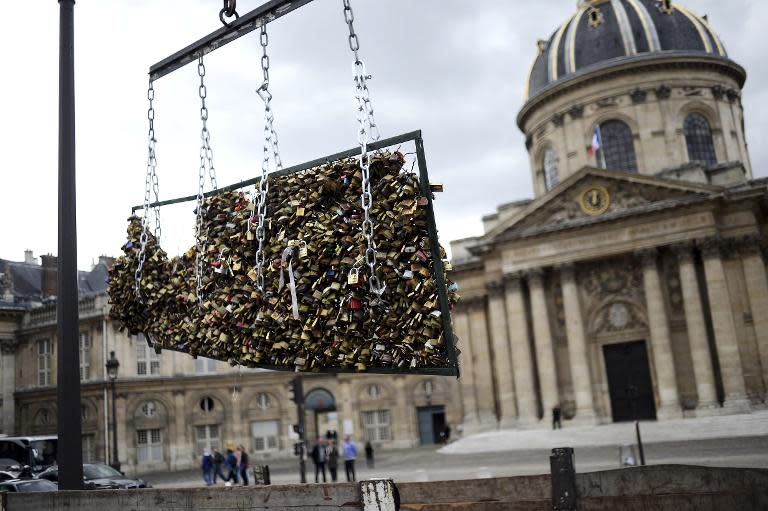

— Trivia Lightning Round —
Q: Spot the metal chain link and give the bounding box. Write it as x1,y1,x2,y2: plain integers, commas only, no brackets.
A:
135,78,161,301
195,56,219,305
342,0,384,295
252,24,283,292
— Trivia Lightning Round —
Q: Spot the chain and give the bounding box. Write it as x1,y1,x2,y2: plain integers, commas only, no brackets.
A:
342,0,384,295
135,78,160,301
252,25,282,293
195,56,218,305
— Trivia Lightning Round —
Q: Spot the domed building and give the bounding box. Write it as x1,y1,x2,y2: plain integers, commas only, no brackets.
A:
452,0,768,432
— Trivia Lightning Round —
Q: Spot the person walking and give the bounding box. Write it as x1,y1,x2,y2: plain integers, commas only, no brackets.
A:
201,450,214,486
310,438,327,483
552,404,562,430
343,436,357,482
327,440,339,482
364,441,374,469
224,448,239,485
237,445,250,486
212,449,227,484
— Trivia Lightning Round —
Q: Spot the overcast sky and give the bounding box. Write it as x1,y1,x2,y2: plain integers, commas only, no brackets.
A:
0,0,766,269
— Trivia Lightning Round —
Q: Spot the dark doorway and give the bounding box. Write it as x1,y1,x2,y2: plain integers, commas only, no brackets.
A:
603,341,657,422
417,406,446,445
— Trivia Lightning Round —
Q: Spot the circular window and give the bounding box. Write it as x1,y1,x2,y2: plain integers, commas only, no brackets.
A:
200,397,215,413
256,393,272,410
367,384,381,399
141,401,158,418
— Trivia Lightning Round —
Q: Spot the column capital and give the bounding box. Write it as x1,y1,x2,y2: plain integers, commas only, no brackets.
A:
502,272,524,289
734,233,765,257
524,267,546,285
671,241,696,263
486,281,505,297
558,262,576,281
635,247,659,267
0,338,17,355
697,236,722,259
461,295,487,310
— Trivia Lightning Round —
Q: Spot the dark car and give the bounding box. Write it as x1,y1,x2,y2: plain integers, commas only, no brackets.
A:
0,478,58,492
37,464,150,489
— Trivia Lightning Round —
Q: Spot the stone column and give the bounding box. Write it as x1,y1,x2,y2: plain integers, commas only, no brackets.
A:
486,281,517,428
560,264,597,422
673,243,719,412
700,238,750,412
466,297,498,431
739,236,768,395
0,339,17,435
504,273,538,425
527,269,559,420
453,309,478,430
639,249,681,418
171,389,187,470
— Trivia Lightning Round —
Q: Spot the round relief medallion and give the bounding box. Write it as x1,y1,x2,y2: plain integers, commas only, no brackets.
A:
608,303,630,329
579,185,610,216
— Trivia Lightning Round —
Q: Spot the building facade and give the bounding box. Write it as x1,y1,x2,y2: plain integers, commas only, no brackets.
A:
0,254,460,475
451,0,768,433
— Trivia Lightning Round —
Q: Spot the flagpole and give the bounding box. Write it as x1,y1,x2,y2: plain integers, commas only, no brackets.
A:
597,125,607,169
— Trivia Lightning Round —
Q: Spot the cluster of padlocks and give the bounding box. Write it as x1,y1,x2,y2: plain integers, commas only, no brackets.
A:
108,152,459,373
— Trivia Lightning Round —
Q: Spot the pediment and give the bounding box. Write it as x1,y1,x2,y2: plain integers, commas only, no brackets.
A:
490,167,721,242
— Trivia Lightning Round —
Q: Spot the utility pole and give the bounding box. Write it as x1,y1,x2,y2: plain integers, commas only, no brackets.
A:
57,0,84,490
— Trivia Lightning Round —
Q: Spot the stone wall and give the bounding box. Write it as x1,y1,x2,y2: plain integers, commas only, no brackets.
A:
3,465,767,511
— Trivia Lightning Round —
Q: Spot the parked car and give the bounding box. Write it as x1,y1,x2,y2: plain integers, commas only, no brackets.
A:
0,478,58,492
37,463,150,489
0,436,58,474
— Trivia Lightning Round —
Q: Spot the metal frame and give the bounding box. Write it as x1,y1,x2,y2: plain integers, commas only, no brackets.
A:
132,131,459,377
149,0,316,81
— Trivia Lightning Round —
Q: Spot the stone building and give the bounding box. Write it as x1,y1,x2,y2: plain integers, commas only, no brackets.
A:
0,253,460,475
451,0,768,433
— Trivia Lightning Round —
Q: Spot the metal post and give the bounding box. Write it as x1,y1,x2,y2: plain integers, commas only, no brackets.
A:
550,447,577,511
635,421,646,466
57,0,84,491
296,376,306,484
110,378,120,471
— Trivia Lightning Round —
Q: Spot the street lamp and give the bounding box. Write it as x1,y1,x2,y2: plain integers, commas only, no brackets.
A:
106,351,120,471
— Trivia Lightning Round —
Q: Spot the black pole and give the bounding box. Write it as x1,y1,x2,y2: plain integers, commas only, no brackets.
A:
635,421,646,466
57,0,84,491
110,378,120,471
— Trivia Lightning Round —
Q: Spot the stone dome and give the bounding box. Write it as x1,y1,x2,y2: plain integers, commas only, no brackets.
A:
525,0,730,101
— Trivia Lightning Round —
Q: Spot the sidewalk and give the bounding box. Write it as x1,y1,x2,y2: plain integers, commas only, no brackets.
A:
440,410,768,455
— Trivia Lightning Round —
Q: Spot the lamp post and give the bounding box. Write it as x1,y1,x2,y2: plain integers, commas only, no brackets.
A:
106,351,120,471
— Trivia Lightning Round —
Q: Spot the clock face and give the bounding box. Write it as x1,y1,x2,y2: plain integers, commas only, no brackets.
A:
579,185,610,216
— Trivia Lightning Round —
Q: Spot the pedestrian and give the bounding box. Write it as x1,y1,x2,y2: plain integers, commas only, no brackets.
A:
311,437,327,483
201,450,214,486
327,440,339,482
343,436,357,482
443,425,451,444
364,441,374,469
552,404,562,430
238,445,250,486
212,449,227,483
224,448,239,485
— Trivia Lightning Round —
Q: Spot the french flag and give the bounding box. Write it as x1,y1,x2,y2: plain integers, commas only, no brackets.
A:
588,126,601,160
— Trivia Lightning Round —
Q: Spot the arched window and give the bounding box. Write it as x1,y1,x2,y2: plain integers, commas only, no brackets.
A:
598,120,638,173
684,113,717,167
543,149,560,191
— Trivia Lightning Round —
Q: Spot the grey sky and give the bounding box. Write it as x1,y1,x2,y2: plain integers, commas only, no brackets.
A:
1,0,766,269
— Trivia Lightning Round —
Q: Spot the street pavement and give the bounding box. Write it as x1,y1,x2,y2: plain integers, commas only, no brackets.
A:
147,432,768,488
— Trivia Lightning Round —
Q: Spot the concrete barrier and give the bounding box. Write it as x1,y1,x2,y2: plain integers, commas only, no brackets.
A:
2,465,767,511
